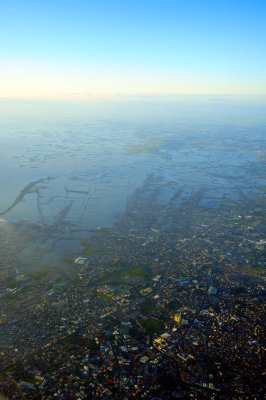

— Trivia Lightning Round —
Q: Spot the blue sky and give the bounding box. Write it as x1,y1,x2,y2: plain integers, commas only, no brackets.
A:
0,0,265,99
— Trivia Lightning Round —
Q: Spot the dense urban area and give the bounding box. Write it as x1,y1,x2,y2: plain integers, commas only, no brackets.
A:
0,172,265,399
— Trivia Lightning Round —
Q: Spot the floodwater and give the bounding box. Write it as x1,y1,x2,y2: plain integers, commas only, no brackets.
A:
0,101,265,271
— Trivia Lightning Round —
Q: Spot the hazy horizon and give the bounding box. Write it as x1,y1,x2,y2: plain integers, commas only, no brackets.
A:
1,97,266,127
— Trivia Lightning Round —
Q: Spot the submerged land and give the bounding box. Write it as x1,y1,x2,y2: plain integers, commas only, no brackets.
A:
0,121,265,399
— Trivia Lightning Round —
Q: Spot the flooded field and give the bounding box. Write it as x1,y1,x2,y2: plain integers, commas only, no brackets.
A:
0,108,265,272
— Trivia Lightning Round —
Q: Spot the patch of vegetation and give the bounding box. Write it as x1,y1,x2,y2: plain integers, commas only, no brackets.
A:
3,287,28,302
194,213,213,223
84,245,105,255
221,198,242,210
165,299,182,312
63,332,84,346
30,269,50,282
95,289,113,301
25,266,68,283
98,228,113,236
256,150,266,161
231,287,248,296
56,276,65,283
157,307,169,321
139,317,164,335
3,278,17,288
102,263,153,282
141,299,157,313
243,265,264,275
63,257,74,264
125,142,160,154
110,284,131,295
80,238,88,246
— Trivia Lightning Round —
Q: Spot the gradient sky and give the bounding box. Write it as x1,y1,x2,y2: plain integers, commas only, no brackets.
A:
0,0,265,100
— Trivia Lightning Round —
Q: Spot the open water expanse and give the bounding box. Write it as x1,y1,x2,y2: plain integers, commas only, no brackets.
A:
0,101,265,271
